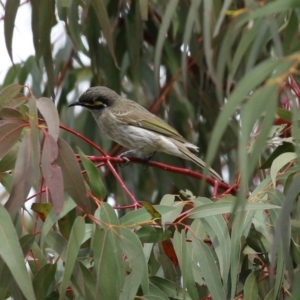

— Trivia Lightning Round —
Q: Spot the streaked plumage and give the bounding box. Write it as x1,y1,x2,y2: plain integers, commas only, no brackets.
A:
69,86,223,181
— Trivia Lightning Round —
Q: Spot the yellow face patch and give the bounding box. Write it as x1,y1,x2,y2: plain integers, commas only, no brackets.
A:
94,99,105,106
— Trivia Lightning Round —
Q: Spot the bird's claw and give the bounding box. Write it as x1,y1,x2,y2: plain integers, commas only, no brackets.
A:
142,152,156,169
118,154,130,167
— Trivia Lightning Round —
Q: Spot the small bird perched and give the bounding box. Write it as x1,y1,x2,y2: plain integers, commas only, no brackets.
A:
69,86,223,181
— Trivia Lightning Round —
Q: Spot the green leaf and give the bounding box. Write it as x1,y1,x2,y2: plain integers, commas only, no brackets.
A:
58,0,72,7
236,0,300,27
31,203,53,221
92,225,125,299
206,58,280,169
5,131,34,216
193,198,231,291
261,142,294,169
191,234,226,300
4,0,20,63
120,208,152,226
55,138,91,213
67,0,84,50
271,176,300,286
244,271,259,300
136,225,171,243
43,39,55,99
58,207,78,240
120,205,176,226
91,0,119,67
59,216,85,300
33,264,57,300
173,230,198,300
78,148,106,200
138,0,148,20
140,201,162,223
0,204,36,300
230,211,255,298
19,234,35,256
46,231,68,260
97,202,119,225
119,227,149,299
154,0,179,93
41,198,77,249
277,107,293,123
28,242,47,275
31,0,55,61
159,194,185,228
270,152,297,187
239,85,277,186
150,276,193,299
187,202,280,219
181,0,201,84
71,261,96,299
288,268,300,300
146,283,169,299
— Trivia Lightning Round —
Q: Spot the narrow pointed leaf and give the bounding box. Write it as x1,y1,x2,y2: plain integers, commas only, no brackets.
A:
78,148,106,200
59,216,85,300
138,0,148,20
28,96,41,185
191,235,226,300
55,138,90,213
4,0,20,64
41,133,64,214
0,107,24,119
154,0,179,93
97,202,119,225
40,198,77,248
188,202,280,219
91,0,119,67
5,131,34,215
244,271,259,300
173,230,198,299
0,204,36,300
33,264,57,300
0,84,22,107
37,97,60,141
93,225,125,299
71,262,96,299
119,227,149,299
0,122,23,159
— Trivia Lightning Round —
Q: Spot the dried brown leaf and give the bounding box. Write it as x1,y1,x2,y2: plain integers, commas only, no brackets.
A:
41,133,64,214
37,97,59,141
0,122,24,159
5,132,34,216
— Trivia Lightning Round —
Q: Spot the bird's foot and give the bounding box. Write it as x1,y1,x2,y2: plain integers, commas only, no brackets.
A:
118,152,131,167
142,152,156,169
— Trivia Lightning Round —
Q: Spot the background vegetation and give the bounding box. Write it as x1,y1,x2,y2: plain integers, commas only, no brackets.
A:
0,0,300,299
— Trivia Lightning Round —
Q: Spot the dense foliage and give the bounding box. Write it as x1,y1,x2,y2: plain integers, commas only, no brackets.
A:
1,0,300,299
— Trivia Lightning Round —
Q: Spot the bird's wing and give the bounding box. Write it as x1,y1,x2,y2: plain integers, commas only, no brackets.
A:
113,101,188,143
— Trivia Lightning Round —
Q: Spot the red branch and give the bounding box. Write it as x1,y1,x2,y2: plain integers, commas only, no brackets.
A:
85,156,234,193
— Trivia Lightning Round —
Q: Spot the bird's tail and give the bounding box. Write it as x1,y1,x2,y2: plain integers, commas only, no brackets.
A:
179,146,223,181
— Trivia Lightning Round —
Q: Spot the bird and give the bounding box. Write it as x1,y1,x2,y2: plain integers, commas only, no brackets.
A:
68,86,223,181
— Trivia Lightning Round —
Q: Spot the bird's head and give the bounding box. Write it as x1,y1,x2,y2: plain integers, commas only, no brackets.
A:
68,86,119,110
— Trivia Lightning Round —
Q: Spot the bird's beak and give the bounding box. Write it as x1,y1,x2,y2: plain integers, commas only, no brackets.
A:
68,102,82,108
